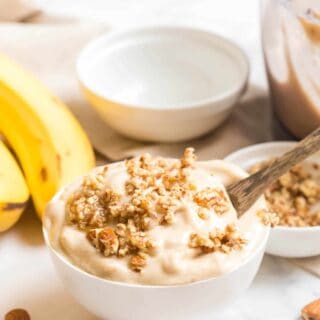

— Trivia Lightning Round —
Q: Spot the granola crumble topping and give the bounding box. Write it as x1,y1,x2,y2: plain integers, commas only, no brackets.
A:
251,161,320,227
189,224,247,254
129,254,147,272
193,187,229,215
256,209,279,227
65,148,248,272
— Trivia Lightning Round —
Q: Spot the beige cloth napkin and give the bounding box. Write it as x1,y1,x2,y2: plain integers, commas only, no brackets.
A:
0,0,40,22
0,14,319,276
292,258,320,278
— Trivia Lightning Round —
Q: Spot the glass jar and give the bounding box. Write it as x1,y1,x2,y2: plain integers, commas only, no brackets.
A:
261,0,320,138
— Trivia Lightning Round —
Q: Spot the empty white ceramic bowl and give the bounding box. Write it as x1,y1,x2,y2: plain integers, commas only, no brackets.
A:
225,142,320,258
77,26,249,142
43,189,268,320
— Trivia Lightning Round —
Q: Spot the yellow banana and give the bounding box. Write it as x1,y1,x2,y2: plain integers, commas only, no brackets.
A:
0,53,95,217
0,140,29,231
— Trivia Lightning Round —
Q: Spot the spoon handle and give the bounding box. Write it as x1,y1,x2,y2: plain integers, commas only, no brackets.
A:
227,127,320,216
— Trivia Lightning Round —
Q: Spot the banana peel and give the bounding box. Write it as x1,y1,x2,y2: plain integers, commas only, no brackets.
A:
0,140,29,232
0,53,95,217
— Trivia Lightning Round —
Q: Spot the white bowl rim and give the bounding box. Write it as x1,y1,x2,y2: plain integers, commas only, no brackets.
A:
43,188,269,290
76,24,249,112
225,141,320,232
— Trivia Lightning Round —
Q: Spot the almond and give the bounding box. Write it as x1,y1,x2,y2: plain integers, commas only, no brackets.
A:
302,298,320,320
5,309,30,320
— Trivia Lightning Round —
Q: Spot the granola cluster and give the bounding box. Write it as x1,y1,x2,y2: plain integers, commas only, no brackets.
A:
251,161,320,227
193,187,229,215
189,224,247,254
256,209,279,227
66,148,242,272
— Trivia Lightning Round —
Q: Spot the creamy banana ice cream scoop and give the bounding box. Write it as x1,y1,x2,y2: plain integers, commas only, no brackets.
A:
44,149,272,286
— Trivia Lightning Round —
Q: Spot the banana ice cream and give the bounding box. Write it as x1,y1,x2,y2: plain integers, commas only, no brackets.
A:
44,148,272,286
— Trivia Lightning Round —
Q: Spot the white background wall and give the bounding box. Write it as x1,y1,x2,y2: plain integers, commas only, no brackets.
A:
33,0,265,87
34,0,260,27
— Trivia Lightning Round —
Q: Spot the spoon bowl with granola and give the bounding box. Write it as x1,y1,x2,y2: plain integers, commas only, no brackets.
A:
226,141,320,258
43,148,270,320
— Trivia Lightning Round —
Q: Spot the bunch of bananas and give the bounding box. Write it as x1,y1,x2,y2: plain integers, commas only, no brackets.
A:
0,53,95,232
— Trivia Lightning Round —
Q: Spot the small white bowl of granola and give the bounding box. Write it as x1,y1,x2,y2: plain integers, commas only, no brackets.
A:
226,141,320,258
43,149,270,320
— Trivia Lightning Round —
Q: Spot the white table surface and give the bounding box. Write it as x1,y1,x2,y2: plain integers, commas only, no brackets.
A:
1,0,319,319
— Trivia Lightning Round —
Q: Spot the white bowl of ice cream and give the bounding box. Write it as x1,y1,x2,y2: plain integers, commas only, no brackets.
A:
77,26,249,142
43,149,270,320
226,142,320,258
